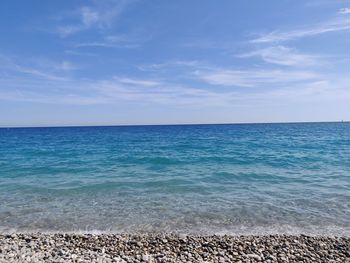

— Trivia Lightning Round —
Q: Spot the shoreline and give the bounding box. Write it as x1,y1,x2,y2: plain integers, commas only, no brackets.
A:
1,233,349,262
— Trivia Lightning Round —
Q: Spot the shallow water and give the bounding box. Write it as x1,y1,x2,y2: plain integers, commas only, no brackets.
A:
0,123,349,235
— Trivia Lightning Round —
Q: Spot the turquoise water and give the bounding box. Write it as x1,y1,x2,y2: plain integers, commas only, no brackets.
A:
0,123,349,235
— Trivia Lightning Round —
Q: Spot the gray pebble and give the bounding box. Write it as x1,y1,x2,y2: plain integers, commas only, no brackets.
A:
0,233,348,263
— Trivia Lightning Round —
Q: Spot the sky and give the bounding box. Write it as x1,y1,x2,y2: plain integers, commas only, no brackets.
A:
1,0,350,127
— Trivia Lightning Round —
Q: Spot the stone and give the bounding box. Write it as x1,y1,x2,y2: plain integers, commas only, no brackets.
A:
247,253,262,261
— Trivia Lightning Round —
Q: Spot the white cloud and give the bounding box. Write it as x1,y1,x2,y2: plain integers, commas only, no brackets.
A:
0,74,233,106
238,46,319,66
2,55,349,120
91,78,230,105
57,25,82,38
114,77,160,87
81,7,100,27
0,55,76,81
138,60,211,73
71,33,146,50
195,69,319,87
0,56,233,106
339,7,350,14
64,50,97,57
2,58,350,126
73,36,140,49
56,61,79,71
56,0,131,37
252,17,350,43
74,42,117,48
14,66,68,81
2,70,350,122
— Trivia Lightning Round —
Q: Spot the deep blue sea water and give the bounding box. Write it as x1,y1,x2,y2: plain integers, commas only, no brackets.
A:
0,123,349,235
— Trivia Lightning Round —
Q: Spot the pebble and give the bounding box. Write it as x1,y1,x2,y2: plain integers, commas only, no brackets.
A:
247,253,261,261
141,254,149,262
0,233,349,262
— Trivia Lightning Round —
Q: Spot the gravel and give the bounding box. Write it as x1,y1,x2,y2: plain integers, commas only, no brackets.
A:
0,233,349,262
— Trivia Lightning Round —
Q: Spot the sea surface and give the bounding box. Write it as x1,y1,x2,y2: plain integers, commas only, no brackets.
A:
0,123,349,235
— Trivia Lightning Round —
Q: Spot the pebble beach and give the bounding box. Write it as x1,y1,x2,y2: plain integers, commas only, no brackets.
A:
0,233,349,263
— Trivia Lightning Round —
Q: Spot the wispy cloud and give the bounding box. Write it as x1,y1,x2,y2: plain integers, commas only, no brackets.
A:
14,65,68,81
339,7,350,14
2,70,350,116
55,61,80,71
2,55,350,117
138,60,205,72
238,46,320,66
0,55,235,106
0,55,220,105
57,25,83,38
64,50,97,57
73,35,141,49
0,73,233,106
74,42,118,48
252,16,350,43
92,77,231,105
195,68,319,87
56,0,131,37
113,77,161,87
0,55,77,81
81,6,100,27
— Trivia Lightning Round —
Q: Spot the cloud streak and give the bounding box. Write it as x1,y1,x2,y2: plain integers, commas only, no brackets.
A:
0,56,230,106
252,17,350,43
195,68,319,87
238,46,320,66
56,0,131,37
73,35,141,49
0,75,234,106
339,7,350,14
0,55,83,84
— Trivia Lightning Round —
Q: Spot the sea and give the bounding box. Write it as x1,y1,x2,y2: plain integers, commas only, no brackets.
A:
0,123,349,235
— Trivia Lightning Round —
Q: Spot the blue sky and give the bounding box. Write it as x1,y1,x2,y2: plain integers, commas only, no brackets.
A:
1,0,350,126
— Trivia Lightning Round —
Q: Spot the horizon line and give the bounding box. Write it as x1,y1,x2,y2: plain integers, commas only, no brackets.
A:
0,120,348,129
